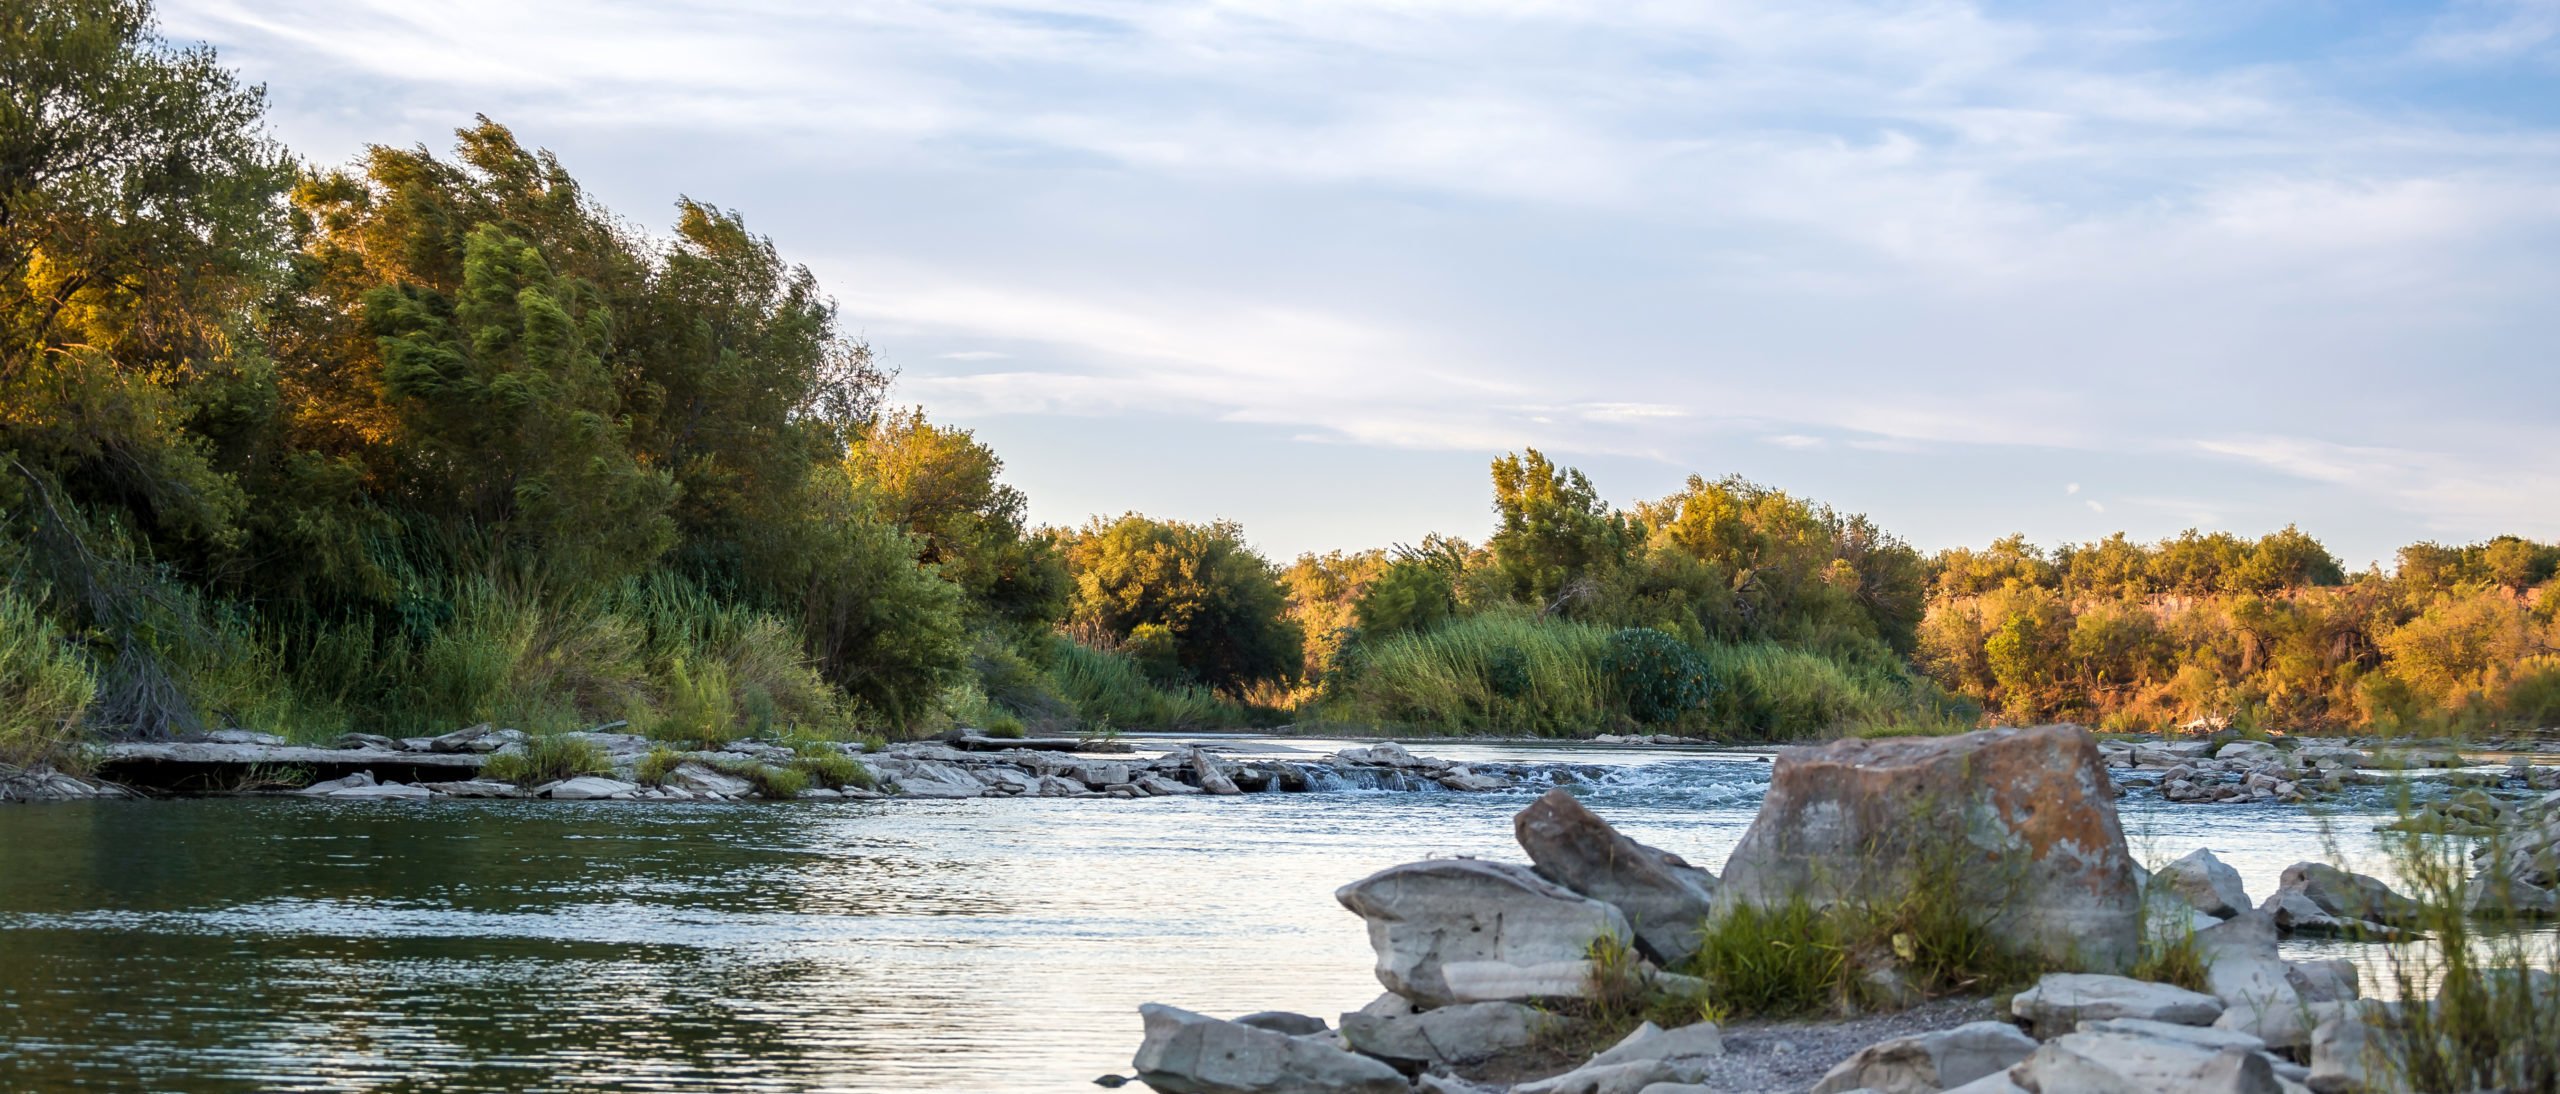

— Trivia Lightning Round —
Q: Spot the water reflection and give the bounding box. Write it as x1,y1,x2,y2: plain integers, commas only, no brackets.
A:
0,739,2546,1092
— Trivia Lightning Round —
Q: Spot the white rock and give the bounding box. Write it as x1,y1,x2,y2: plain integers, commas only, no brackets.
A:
1334,858,1631,1007
1132,1003,1406,1094
667,762,754,798
327,782,432,800
1512,1059,1680,1094
1811,1021,2037,1094
1338,1000,1556,1065
2156,849,2253,918
2198,912,2311,1050
2011,973,2225,1037
2014,1027,2284,1093
1584,1020,1724,1082
546,776,639,801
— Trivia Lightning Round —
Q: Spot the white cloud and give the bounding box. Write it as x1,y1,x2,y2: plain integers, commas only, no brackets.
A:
2066,482,2080,495
937,350,1012,361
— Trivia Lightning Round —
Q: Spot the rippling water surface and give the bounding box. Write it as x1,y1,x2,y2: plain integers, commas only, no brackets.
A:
0,737,2483,1091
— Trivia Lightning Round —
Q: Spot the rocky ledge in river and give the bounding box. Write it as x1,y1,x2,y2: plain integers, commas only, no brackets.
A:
1120,724,2484,1094
10,731,1538,804
2097,732,2559,805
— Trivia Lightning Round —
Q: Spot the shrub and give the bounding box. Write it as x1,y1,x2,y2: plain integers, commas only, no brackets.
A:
0,590,97,767
1320,611,1611,736
1688,901,1852,1015
1041,637,1253,730
983,710,1028,738
1603,628,1716,725
481,735,612,786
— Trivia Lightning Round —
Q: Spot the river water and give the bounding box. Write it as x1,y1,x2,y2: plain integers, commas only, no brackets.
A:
0,737,2515,1092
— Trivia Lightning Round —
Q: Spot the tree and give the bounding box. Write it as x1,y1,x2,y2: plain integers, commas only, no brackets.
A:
1060,514,1299,694
1488,449,1630,610
843,407,1066,629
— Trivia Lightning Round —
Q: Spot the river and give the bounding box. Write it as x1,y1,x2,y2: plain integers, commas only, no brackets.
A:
0,736,2513,1092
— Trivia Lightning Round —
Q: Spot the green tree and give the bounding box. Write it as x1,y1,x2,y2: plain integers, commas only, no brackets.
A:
844,407,1066,629
1488,449,1630,610
1060,514,1299,694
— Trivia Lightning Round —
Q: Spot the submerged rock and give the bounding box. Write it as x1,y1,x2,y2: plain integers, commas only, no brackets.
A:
1334,858,1630,1007
1132,1003,1406,1094
1716,725,2143,973
1512,788,1717,965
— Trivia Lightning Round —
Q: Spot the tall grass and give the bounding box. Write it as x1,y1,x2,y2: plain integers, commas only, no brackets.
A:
0,588,96,767
1040,638,1252,730
1318,612,1969,740
2359,816,2560,1090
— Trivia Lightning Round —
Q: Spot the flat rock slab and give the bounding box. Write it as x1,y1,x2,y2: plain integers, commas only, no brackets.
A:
2011,973,2225,1038
99,742,485,772
950,735,1133,754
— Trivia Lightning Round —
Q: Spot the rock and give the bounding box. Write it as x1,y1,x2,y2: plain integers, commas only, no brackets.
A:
976,767,1041,794
871,757,984,798
1136,774,1202,796
332,733,401,751
1632,1086,1715,1094
2196,911,2310,1050
1335,858,1631,1007
2074,1018,2265,1053
2462,873,2559,918
1036,774,1087,796
1717,725,2143,973
1937,1072,2030,1094
1234,1011,1330,1037
2013,1027,2283,1093
799,787,842,800
1070,760,1133,788
425,723,495,753
1511,1060,1680,1094
203,728,289,746
2216,739,2283,764
2011,973,2226,1038
1438,771,1511,792
399,737,439,752
546,776,639,800
1338,1001,1555,1066
2306,1003,2385,1094
1811,1021,2038,1094
424,780,522,797
2285,959,2360,1004
326,781,433,800
296,771,382,795
2263,863,2420,928
2156,849,2253,918
1334,743,1430,768
1186,750,1243,795
1512,788,1718,965
667,762,755,798
1583,1020,1724,1080
1132,1004,1406,1094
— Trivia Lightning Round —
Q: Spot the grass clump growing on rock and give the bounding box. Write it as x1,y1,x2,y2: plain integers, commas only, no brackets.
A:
482,736,613,786
789,745,873,791
634,747,683,787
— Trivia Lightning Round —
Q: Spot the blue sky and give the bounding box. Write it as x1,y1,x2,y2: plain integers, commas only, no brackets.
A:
162,0,2560,569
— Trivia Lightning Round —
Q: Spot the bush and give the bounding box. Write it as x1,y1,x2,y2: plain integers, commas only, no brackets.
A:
1602,628,1716,725
482,735,613,786
0,590,96,767
645,657,739,748
1688,901,1852,1015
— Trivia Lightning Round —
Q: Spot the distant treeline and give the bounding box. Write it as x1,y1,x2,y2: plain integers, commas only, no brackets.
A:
4,3,2552,768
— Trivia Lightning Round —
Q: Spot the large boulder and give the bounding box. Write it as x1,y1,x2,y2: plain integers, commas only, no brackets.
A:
1716,725,2143,972
1810,1021,2037,1094
2154,849,2252,919
1336,858,1631,1007
1338,1001,1556,1066
1133,1004,1407,1094
1513,789,1718,965
2009,973,2225,1038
